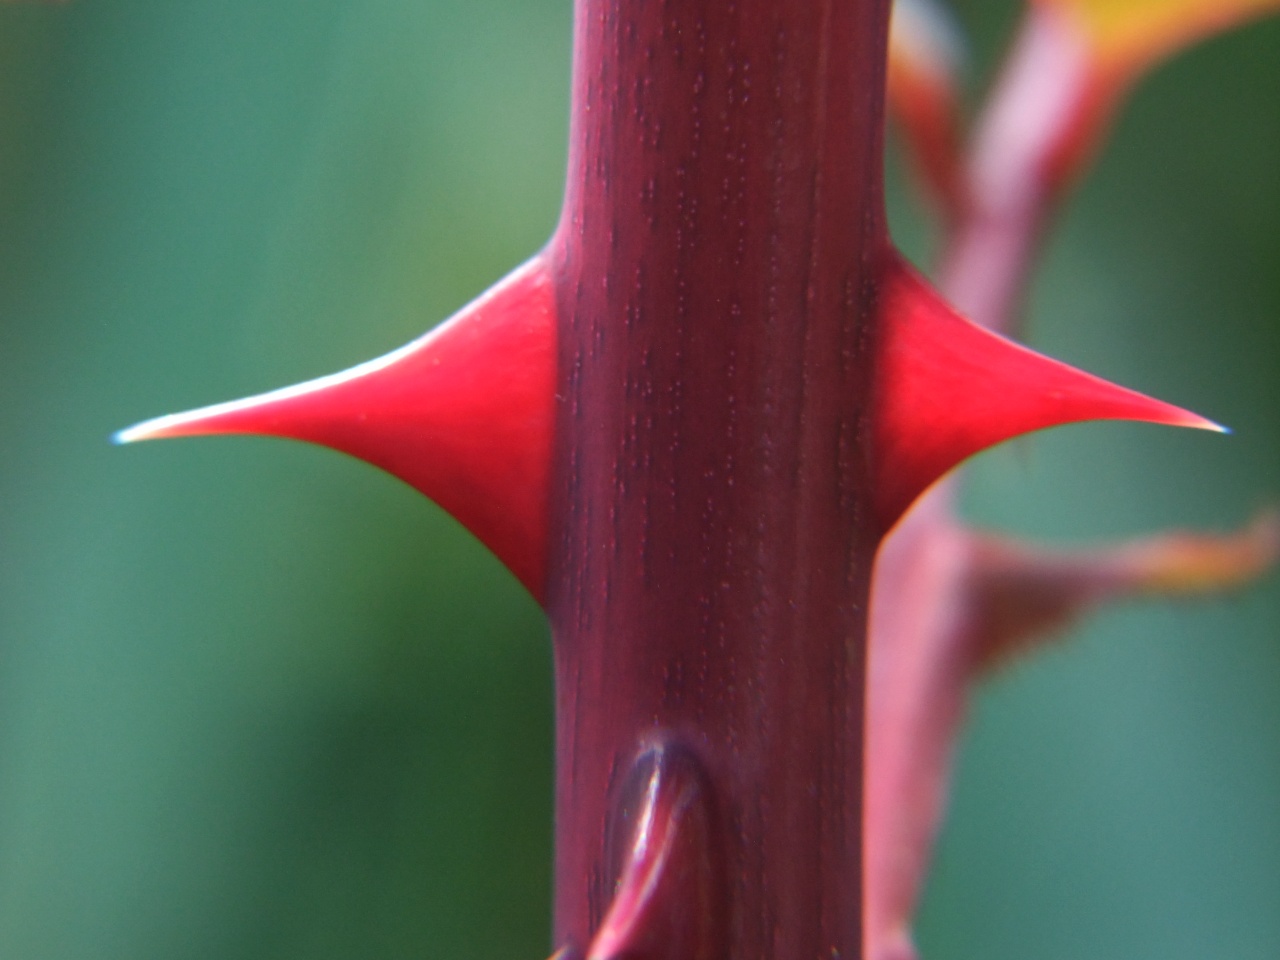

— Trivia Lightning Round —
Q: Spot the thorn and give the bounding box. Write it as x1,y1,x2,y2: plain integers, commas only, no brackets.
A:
588,744,722,960
869,254,1222,531
116,256,557,600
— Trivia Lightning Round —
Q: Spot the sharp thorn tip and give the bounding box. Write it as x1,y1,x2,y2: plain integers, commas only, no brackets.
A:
113,420,156,445
1180,411,1230,435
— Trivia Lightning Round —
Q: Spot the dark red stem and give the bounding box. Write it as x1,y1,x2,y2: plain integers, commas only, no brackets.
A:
546,2,892,958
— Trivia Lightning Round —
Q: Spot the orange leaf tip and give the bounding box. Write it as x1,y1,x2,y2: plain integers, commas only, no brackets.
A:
870,254,1223,532
1034,0,1280,87
1011,0,1280,189
116,256,557,601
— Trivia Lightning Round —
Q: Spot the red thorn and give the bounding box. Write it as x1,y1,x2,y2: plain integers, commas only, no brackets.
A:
588,745,722,960
117,258,557,600
870,254,1222,531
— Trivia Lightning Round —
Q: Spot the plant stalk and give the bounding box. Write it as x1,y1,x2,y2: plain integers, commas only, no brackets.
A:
546,2,892,957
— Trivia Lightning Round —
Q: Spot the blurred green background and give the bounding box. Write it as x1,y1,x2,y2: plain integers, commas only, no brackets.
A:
0,1,1274,958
